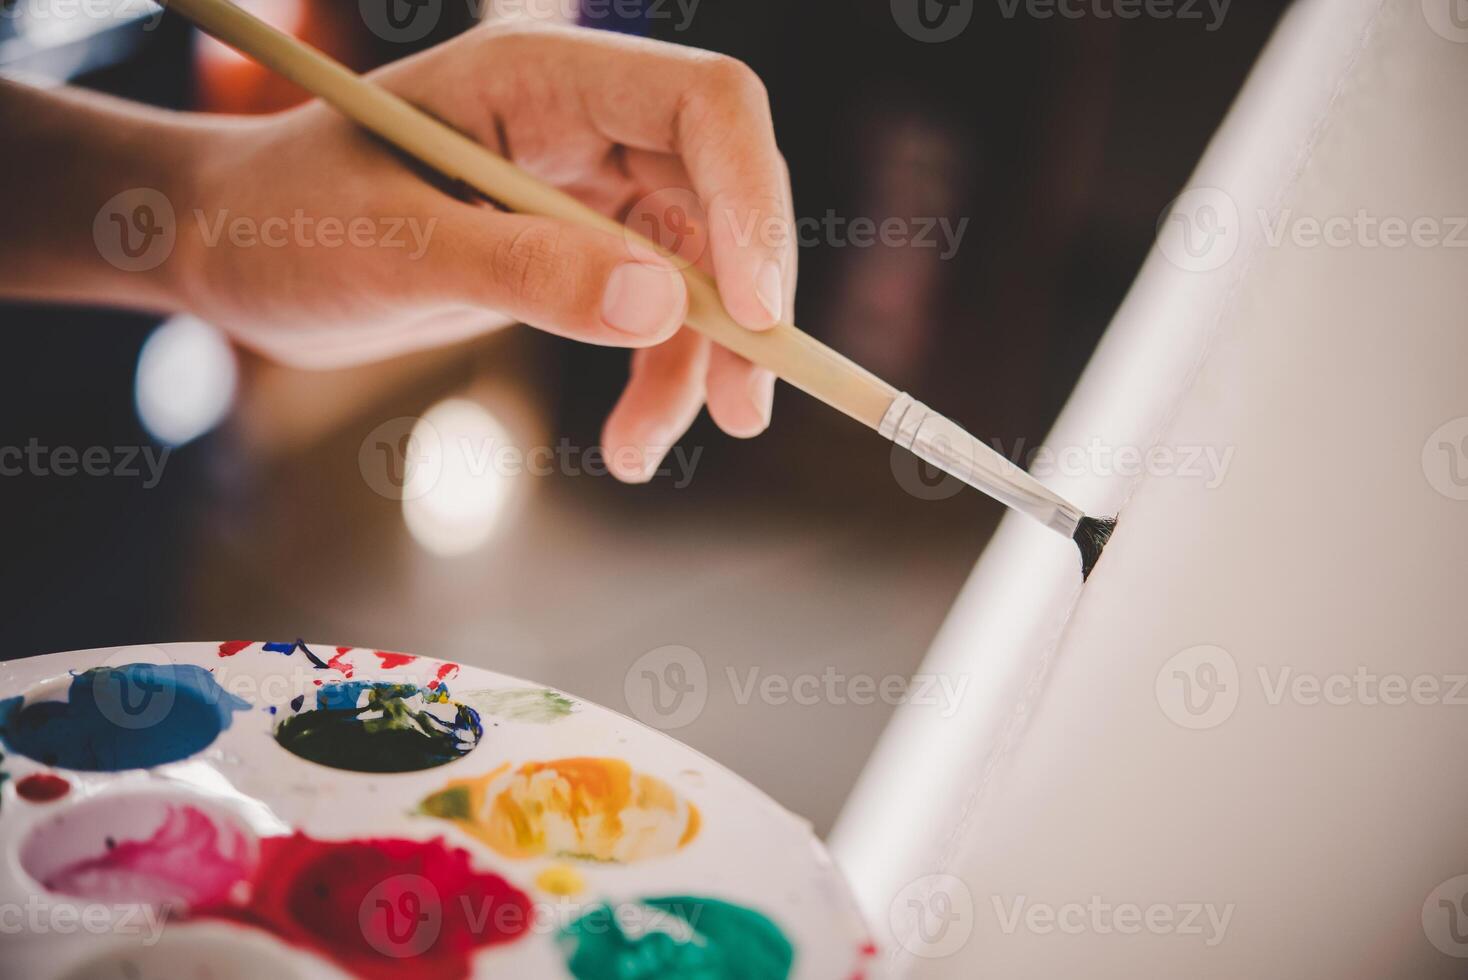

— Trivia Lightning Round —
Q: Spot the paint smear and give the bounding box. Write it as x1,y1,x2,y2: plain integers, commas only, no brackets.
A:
535,865,585,897
274,682,481,773
16,772,70,802
373,651,416,669
0,664,250,771
465,688,576,724
223,640,355,679
40,804,254,906
419,758,700,863
559,896,793,980
328,647,356,678
363,650,461,690
195,833,532,980
428,662,459,691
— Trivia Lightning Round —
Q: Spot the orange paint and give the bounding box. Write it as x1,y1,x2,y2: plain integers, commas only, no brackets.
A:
419,758,700,864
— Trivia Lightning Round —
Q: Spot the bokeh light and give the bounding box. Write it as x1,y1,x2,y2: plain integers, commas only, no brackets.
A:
134,315,238,447
401,398,517,557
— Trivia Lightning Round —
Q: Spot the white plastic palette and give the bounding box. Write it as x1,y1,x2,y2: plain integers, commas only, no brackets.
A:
0,642,877,980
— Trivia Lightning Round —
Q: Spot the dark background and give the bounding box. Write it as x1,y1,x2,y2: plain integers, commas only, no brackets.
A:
0,0,1289,832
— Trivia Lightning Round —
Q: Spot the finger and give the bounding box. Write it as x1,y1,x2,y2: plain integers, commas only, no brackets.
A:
625,151,786,439
420,202,687,348
706,345,775,439
480,31,796,332
601,327,710,483
225,304,517,371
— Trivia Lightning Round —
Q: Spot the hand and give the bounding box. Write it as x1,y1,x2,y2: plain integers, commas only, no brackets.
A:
182,23,798,482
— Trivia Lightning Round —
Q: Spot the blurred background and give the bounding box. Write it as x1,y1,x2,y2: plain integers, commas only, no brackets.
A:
0,0,1290,834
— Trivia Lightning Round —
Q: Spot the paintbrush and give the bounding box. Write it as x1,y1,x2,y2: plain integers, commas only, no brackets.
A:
161,0,1117,578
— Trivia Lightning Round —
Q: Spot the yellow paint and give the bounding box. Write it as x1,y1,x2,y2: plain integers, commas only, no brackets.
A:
420,757,701,863
535,865,586,896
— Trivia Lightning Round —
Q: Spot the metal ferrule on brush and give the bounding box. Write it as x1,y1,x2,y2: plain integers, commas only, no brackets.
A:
880,393,1083,537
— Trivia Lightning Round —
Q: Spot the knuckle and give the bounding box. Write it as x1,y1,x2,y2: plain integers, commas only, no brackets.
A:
703,53,767,104
709,188,788,244
495,223,565,306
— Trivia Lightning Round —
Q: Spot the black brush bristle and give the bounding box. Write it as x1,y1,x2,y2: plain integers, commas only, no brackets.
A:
1073,516,1117,581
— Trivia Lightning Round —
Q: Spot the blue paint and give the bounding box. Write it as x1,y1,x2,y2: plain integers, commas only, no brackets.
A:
0,664,250,771
264,639,329,670
314,680,450,711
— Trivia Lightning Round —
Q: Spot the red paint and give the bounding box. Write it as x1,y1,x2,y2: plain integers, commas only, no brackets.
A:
217,641,252,658
16,773,70,802
327,648,356,678
373,651,416,669
847,939,878,978
427,663,459,690
195,834,532,980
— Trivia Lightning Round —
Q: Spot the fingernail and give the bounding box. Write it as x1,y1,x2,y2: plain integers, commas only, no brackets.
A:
640,433,673,480
755,260,783,324
603,262,686,337
749,371,776,428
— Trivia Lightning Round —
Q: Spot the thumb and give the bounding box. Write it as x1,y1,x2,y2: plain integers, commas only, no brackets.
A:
420,205,688,348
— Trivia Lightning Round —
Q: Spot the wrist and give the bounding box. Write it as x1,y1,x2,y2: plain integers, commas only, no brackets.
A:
161,113,268,315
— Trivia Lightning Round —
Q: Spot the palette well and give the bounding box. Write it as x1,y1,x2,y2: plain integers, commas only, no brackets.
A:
0,643,877,979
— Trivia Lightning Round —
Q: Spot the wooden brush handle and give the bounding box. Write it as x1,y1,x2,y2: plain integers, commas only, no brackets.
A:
166,0,898,429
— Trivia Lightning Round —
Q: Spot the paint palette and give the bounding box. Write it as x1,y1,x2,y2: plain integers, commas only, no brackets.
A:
0,643,878,980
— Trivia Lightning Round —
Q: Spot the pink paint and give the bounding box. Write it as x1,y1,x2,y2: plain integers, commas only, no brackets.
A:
327,647,356,678
40,805,254,907
16,773,70,802
195,833,531,980
217,641,251,658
